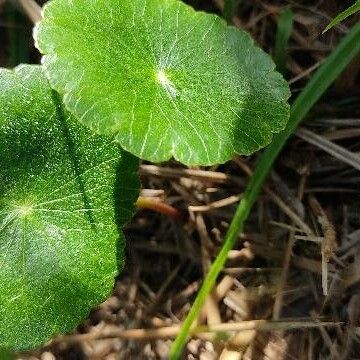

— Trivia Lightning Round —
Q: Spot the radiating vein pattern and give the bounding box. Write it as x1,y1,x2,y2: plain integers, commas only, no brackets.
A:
0,65,140,350
35,0,290,165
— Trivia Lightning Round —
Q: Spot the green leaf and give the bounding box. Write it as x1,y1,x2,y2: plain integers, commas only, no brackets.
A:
324,0,360,33
34,0,290,166
0,65,140,351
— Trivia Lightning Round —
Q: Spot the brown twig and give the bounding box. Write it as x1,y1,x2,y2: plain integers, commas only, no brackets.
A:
10,0,42,23
53,320,341,344
140,164,244,186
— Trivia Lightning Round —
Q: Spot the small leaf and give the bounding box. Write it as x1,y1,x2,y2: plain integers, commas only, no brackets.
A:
323,0,360,33
0,65,140,350
35,0,290,166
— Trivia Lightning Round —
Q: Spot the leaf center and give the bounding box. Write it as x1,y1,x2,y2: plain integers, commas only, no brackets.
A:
156,70,177,98
15,204,33,218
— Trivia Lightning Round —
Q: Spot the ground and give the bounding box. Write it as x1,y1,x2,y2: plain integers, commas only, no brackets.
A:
1,0,360,359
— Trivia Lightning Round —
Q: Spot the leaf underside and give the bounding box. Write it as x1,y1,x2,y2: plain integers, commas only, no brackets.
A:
0,65,139,350
35,0,290,165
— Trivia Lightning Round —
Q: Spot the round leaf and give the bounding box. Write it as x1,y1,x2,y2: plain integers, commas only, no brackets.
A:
0,65,140,350
35,0,290,166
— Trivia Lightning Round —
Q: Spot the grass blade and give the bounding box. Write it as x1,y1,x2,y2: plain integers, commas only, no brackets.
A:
323,0,360,33
223,0,242,22
169,19,360,359
274,7,294,74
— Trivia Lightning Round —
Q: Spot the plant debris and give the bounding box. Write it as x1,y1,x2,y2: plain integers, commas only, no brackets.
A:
1,0,359,359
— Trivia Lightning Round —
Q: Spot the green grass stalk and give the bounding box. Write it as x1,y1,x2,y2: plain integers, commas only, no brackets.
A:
169,19,360,359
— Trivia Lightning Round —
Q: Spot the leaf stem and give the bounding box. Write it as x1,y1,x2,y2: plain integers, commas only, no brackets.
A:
136,196,182,220
169,19,360,359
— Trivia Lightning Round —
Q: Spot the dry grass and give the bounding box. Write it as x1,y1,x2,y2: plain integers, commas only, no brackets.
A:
1,0,359,359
